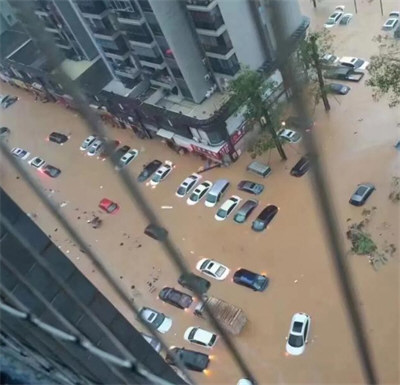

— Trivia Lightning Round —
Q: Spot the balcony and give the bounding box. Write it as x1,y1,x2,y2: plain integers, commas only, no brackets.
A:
125,32,154,47
77,1,109,18
203,44,234,59
139,56,166,70
90,26,120,40
212,62,240,76
116,11,144,25
114,65,139,79
150,70,175,88
103,47,130,59
186,0,217,12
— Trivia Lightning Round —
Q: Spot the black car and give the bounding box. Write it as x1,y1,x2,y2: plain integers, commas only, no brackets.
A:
48,132,68,144
237,180,264,195
234,199,258,224
165,347,210,372
325,67,364,82
349,183,375,206
159,287,193,309
112,145,130,163
137,160,162,182
252,205,278,232
144,224,168,241
233,268,269,292
327,83,350,95
42,165,61,178
178,273,210,295
290,157,310,177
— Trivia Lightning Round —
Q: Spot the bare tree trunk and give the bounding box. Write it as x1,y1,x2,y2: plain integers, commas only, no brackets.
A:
310,36,330,112
263,111,287,161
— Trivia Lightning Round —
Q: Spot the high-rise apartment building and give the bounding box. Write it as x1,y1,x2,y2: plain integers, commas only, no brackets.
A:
0,0,309,162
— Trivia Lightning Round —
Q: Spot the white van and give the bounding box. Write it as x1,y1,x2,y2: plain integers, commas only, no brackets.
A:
205,179,230,207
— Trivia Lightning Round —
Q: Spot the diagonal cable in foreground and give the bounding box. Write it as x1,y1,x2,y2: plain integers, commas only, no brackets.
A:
7,1,258,383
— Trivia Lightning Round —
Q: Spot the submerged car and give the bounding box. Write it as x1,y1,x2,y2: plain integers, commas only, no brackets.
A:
139,307,172,334
339,13,353,25
234,199,258,224
324,10,343,28
252,205,278,232
233,269,269,292
48,132,68,144
237,180,264,195
80,135,96,151
87,139,105,156
0,94,18,109
339,56,369,71
176,174,201,197
98,140,120,160
28,157,45,169
325,67,364,82
286,313,311,356
177,273,210,294
215,195,241,221
383,12,399,30
0,126,10,139
166,347,210,372
41,164,61,178
184,327,218,348
11,147,30,160
327,83,350,95
196,258,230,281
141,333,161,353
158,287,193,309
150,161,174,186
320,54,340,68
187,181,212,205
349,183,375,206
279,129,302,143
117,148,138,168
137,160,162,183
99,198,120,214
290,157,310,177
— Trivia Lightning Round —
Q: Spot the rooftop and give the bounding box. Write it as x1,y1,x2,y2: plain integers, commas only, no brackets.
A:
58,58,96,81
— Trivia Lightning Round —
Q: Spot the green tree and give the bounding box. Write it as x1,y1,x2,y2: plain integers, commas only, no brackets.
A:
298,30,333,111
366,35,400,107
228,68,287,160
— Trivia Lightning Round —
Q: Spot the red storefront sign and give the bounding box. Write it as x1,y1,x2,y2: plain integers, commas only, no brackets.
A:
192,145,222,160
230,125,247,145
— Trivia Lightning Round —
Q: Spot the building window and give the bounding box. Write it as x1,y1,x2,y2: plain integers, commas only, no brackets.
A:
109,0,136,12
209,54,240,76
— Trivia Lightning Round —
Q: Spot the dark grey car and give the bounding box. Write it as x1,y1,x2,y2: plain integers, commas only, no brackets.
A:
328,83,350,95
137,160,162,182
237,180,264,195
349,183,375,206
234,199,258,224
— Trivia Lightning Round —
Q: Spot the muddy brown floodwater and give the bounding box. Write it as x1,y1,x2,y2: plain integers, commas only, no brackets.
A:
1,1,399,383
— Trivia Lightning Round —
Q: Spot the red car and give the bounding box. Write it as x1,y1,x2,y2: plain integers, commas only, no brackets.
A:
99,198,119,214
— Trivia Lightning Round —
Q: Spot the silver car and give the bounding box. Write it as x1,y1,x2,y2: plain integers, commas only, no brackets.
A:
349,183,375,206
87,139,105,157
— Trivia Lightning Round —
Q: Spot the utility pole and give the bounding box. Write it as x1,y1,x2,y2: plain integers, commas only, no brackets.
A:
379,0,383,16
260,113,287,161
310,35,330,112
311,0,317,8
353,0,358,14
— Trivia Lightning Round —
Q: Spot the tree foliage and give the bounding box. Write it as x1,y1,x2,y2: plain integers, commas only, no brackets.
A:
228,68,285,158
366,35,400,107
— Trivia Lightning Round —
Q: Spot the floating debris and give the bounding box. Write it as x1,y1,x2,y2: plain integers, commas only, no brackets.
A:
161,205,173,209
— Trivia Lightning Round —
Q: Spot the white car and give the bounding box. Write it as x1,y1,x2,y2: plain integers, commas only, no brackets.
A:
187,181,212,205
382,12,399,30
184,327,218,348
139,307,172,334
11,147,30,160
320,53,340,67
149,161,174,186
335,5,345,11
286,313,311,356
28,157,45,169
80,135,96,151
118,149,138,169
279,129,302,143
176,173,201,197
339,56,369,71
214,195,241,221
87,139,104,156
324,10,343,28
196,258,230,280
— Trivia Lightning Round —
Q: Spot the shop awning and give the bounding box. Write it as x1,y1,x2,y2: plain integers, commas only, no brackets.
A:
157,129,174,140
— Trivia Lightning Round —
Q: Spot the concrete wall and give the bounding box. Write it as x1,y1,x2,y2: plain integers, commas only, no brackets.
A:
218,0,267,70
148,0,212,103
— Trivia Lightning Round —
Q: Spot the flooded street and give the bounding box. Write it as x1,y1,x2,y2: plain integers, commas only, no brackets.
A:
1,1,399,383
